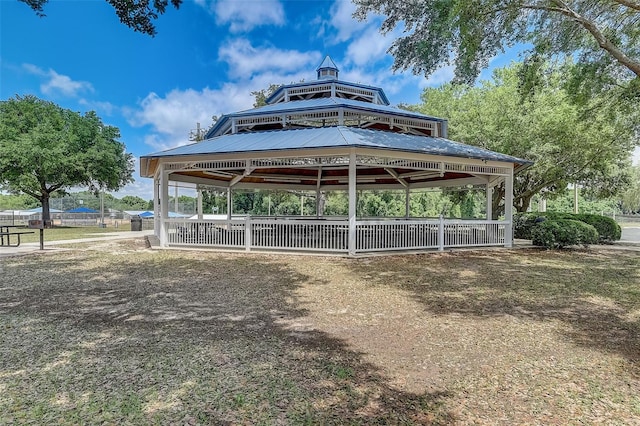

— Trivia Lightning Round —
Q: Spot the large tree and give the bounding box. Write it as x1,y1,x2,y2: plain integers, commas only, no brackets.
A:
0,95,134,222
19,0,181,36
354,0,640,91
415,62,637,217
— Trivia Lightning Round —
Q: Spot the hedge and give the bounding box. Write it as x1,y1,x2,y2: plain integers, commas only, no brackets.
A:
530,219,599,249
573,213,621,242
514,212,621,243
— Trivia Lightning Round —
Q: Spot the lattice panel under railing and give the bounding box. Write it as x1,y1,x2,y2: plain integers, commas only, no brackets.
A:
236,115,283,127
357,156,442,170
392,117,436,130
288,85,333,96
356,221,440,251
166,160,247,171
163,218,508,253
444,163,510,175
166,220,246,247
335,84,376,98
251,156,350,168
286,110,340,124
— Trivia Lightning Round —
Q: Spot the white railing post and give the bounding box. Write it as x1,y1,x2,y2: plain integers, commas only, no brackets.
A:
438,215,445,251
245,216,251,252
348,150,357,255
504,168,514,248
159,166,169,247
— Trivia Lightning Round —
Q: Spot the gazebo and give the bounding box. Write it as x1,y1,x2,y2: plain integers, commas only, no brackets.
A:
140,56,531,255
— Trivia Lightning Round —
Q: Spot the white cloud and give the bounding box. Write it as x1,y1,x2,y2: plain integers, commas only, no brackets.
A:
196,0,285,33
78,99,117,116
113,158,155,200
327,0,361,43
129,43,325,152
22,63,93,97
219,39,322,78
130,85,251,151
346,25,392,67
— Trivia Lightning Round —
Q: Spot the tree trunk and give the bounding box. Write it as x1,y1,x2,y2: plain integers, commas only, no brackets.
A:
516,194,533,213
41,194,51,222
492,184,505,220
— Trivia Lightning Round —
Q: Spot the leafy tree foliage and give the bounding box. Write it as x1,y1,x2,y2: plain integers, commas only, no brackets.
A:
0,95,134,221
200,188,482,219
251,84,281,108
121,195,149,210
416,62,637,217
0,193,39,210
620,165,640,213
354,0,640,85
19,0,181,36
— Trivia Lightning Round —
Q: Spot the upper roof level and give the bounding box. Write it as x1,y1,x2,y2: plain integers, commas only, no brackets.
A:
316,55,339,80
205,56,447,139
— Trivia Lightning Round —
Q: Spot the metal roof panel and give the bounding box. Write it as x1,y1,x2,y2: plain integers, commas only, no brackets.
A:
142,126,532,166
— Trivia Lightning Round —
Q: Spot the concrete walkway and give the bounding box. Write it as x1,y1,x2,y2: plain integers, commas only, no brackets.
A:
0,230,154,258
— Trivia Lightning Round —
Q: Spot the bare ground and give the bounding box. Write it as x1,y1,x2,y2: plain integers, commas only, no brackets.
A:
0,239,638,425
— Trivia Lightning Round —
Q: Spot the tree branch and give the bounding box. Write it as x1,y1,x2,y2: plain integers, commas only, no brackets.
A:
610,0,640,12
543,0,640,77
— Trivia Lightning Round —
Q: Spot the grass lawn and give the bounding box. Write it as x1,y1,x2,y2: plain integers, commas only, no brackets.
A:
0,241,638,424
6,224,134,244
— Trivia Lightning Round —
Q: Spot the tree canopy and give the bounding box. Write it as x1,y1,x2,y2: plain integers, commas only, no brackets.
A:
0,95,134,221
19,0,182,36
415,62,637,217
354,0,640,92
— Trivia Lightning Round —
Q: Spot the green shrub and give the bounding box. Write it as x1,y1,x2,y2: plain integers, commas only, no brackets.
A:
573,213,621,242
513,212,539,239
515,211,621,243
531,219,599,249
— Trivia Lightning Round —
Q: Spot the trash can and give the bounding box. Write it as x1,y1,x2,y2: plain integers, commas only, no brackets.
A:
131,216,142,232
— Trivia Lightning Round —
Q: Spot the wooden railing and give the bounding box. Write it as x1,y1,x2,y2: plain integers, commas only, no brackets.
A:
164,217,508,254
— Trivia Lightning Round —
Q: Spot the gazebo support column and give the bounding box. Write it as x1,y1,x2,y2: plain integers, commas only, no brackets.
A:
348,151,357,256
153,175,160,236
159,165,169,247
197,189,203,220
226,188,232,220
504,167,514,247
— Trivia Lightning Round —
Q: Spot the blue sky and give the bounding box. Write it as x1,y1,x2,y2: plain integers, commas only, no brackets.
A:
2,0,635,200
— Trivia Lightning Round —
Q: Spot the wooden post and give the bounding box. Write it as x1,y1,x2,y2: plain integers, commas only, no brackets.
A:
504,168,514,248
486,184,492,220
245,216,251,252
348,150,357,256
160,165,169,247
438,215,444,251
197,189,203,220
153,176,160,235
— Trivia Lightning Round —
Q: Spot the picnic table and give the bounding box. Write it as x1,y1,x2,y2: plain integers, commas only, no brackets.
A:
0,225,35,247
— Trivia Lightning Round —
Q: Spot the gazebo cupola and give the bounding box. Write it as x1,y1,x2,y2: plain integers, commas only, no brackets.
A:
317,55,339,80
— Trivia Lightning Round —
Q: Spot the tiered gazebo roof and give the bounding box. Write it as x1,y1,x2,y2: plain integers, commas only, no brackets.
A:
140,56,531,254
141,56,530,191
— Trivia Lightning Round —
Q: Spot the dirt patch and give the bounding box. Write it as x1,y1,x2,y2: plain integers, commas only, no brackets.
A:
0,240,638,424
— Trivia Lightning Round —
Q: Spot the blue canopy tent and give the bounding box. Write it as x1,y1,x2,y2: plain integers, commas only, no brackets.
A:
65,207,99,213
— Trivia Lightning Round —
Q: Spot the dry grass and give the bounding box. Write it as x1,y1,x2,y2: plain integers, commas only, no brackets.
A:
0,241,638,425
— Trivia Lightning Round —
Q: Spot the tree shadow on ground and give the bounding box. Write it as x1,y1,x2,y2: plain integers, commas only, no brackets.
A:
346,248,640,371
0,245,455,425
